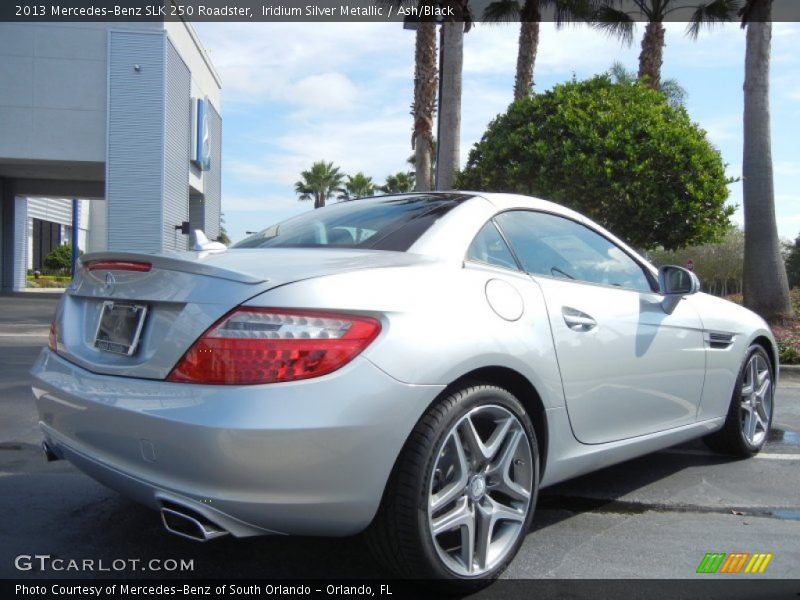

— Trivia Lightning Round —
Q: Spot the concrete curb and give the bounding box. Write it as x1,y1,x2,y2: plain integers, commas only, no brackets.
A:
780,365,800,383
1,290,64,299
0,324,50,337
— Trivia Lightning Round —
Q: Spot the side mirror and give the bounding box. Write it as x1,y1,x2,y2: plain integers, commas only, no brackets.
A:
658,265,700,314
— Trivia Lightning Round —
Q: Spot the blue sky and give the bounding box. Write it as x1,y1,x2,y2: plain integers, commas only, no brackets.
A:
193,21,800,245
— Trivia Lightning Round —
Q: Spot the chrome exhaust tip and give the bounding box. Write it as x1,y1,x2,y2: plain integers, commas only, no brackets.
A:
42,441,60,462
160,506,229,542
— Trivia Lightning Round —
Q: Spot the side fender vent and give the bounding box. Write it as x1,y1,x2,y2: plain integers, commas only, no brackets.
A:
707,331,736,350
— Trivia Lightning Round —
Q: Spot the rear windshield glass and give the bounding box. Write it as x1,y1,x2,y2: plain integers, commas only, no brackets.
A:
231,194,470,251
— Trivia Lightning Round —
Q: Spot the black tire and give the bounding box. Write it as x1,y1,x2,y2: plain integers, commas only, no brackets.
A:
366,383,539,591
703,344,774,457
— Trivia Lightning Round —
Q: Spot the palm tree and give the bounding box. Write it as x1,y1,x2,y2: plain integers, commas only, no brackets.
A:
411,4,439,192
594,0,740,89
380,172,416,194
294,161,344,209
437,1,472,190
607,61,687,108
338,172,377,201
483,0,596,101
739,0,792,321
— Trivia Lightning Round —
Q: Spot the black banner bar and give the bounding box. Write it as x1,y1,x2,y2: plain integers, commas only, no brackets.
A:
4,579,800,600
2,0,800,23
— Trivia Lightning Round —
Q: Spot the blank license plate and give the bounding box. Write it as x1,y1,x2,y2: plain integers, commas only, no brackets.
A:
94,301,148,356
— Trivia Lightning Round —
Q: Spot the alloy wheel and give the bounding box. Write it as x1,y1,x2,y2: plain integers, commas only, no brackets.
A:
427,404,534,576
740,353,772,447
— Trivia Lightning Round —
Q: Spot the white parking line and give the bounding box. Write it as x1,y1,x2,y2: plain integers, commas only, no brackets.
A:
0,334,48,338
661,448,800,461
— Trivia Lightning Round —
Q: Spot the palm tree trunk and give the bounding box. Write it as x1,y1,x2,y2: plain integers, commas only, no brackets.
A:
413,17,437,192
437,20,463,190
514,0,540,101
742,0,792,322
638,20,665,90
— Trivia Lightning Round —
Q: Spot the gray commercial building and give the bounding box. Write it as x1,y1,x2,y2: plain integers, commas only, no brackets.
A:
0,21,222,291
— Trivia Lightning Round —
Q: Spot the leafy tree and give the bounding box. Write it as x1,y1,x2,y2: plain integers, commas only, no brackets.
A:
739,0,792,322
44,244,82,273
594,0,739,89
783,238,800,289
649,227,744,296
294,161,345,209
483,0,596,100
607,61,687,108
457,76,733,251
338,172,377,201
216,213,231,245
381,172,416,194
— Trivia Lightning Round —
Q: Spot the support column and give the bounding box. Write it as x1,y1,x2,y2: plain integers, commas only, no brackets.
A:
12,196,28,291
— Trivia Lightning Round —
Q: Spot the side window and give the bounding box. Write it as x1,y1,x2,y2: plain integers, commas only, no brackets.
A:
494,211,653,292
466,222,519,271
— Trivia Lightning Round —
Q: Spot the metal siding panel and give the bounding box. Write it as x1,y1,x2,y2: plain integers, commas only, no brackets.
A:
204,103,221,240
188,196,204,231
27,197,73,225
13,196,27,290
106,31,165,253
163,38,191,251
0,180,3,287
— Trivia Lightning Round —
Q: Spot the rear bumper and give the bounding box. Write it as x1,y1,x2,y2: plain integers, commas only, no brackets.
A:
31,349,443,537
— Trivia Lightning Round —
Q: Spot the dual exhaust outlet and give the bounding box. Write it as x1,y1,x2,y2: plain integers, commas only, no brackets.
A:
160,504,229,542
42,441,60,462
42,441,227,542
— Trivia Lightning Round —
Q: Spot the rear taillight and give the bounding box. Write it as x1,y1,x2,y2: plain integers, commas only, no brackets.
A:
84,260,152,272
167,308,381,385
48,321,57,353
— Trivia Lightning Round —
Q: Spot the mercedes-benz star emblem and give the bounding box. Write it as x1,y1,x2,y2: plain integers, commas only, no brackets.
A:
103,272,116,294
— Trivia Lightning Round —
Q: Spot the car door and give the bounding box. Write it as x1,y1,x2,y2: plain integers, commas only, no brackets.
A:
494,210,706,444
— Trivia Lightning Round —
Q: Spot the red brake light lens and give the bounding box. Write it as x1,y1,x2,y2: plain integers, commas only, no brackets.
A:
84,260,152,272
167,308,381,385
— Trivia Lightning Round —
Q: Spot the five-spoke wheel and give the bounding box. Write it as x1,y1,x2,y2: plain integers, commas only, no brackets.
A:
704,344,774,457
367,384,538,589
739,352,772,447
428,405,533,576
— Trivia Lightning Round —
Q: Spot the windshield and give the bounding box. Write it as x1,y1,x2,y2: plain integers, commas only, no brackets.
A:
232,194,471,251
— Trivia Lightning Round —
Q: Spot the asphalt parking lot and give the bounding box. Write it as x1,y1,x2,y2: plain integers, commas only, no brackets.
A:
1,294,798,581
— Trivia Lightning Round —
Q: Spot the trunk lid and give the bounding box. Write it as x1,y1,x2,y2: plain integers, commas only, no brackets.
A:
56,248,429,379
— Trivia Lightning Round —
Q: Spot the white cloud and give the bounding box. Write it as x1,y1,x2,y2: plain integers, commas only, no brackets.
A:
291,72,359,111
194,22,413,108
228,112,413,188
701,115,742,146
775,161,800,177
221,194,300,213
463,23,638,77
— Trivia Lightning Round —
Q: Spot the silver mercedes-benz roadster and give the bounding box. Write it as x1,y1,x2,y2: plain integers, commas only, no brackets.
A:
32,192,776,586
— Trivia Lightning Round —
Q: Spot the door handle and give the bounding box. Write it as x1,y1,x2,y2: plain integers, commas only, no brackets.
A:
562,307,597,331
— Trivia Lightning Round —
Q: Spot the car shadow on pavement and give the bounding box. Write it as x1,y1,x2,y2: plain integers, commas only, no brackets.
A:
0,442,390,579
0,438,777,580
532,442,751,533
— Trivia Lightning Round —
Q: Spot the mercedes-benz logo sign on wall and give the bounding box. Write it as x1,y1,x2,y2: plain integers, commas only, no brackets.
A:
191,97,212,172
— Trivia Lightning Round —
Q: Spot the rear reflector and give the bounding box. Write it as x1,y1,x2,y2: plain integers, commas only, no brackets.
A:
84,260,152,272
167,308,381,385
